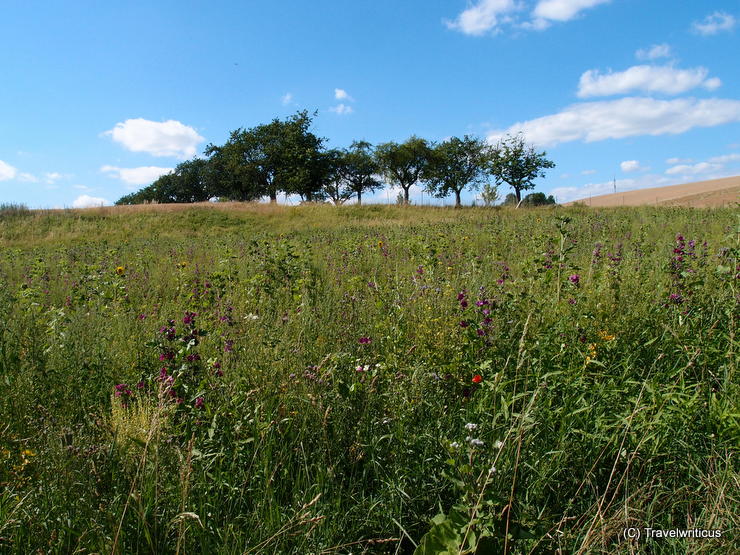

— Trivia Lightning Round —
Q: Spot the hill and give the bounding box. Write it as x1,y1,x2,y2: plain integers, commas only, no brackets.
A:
566,175,740,207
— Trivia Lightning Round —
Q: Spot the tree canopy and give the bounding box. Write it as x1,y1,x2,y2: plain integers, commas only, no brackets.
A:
116,113,557,208
488,134,555,204
425,136,488,208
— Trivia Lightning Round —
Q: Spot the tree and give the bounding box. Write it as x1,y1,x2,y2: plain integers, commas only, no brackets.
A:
522,192,556,206
204,110,326,203
480,182,500,207
321,149,352,205
424,136,488,208
375,136,431,205
336,141,382,205
488,134,555,205
115,158,212,205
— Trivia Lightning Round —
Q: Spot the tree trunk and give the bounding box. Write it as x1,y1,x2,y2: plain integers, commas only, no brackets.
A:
357,190,362,206
454,189,462,209
403,187,410,205
269,191,277,203
515,187,521,203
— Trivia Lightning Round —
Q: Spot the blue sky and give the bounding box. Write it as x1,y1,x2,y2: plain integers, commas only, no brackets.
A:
1,0,739,208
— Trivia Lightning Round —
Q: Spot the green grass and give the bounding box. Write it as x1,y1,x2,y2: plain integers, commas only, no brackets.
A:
0,203,737,553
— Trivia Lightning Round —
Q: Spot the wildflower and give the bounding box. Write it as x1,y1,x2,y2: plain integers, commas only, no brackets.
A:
494,440,504,450
194,397,205,409
183,311,197,325
466,436,484,448
598,330,615,341
464,422,478,431
177,261,188,268
358,336,372,344
472,374,483,384
459,320,469,328
450,441,460,449
568,274,580,286
224,340,234,352
115,266,125,276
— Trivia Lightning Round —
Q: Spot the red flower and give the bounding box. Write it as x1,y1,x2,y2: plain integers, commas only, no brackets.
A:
472,374,483,384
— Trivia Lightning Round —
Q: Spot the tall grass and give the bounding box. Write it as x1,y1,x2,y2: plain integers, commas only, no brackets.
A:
0,204,736,553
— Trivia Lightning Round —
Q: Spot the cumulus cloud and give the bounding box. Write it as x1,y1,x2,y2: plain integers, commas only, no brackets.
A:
446,0,610,34
581,169,597,175
692,12,736,36
664,152,740,178
635,43,672,61
532,0,611,23
334,88,354,101
577,65,721,98
445,0,517,35
101,165,173,186
72,194,110,208
103,118,204,159
708,153,740,164
620,160,647,173
329,103,354,115
666,157,693,164
281,92,294,105
487,97,740,147
665,162,723,176
0,160,18,181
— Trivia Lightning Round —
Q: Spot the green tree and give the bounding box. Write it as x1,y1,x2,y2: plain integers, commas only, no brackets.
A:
204,110,325,203
425,135,488,208
480,182,500,207
522,192,556,206
336,141,382,205
375,136,431,205
488,134,555,205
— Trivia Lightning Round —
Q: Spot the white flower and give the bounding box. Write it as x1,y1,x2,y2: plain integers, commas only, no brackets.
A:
464,423,478,431
489,465,497,474
466,436,484,448
494,440,504,450
451,441,460,449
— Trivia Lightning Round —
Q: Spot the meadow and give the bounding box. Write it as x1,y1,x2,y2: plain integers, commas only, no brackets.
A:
0,203,737,554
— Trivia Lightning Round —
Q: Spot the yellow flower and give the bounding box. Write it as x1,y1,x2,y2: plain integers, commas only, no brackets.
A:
115,266,125,276
598,330,615,341
177,261,188,268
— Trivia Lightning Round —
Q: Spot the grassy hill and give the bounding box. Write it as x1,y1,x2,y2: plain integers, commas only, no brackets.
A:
0,204,736,553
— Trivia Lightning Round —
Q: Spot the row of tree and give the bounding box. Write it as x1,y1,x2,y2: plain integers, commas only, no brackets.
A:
116,111,555,208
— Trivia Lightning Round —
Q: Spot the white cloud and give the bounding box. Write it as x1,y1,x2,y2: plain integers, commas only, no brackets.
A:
581,169,597,175
620,160,646,173
334,88,354,101
73,184,93,191
663,152,740,179
445,0,517,35
692,12,736,36
635,43,672,61
44,172,65,184
18,172,37,183
665,162,723,176
666,157,693,164
577,65,721,98
329,103,354,115
281,92,294,105
487,97,740,147
72,194,110,208
101,165,173,185
103,118,204,159
708,153,740,164
0,160,18,181
531,0,611,28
